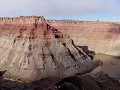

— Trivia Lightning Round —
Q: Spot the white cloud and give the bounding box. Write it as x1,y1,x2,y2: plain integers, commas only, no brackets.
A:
0,0,119,17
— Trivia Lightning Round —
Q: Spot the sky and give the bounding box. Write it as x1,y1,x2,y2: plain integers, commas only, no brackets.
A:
0,0,120,22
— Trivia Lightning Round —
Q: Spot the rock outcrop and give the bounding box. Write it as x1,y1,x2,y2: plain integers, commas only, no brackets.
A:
54,74,120,90
0,16,101,82
47,20,120,56
1,73,120,90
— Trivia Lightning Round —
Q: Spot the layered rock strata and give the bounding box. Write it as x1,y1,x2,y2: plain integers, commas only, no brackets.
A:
0,16,100,82
47,20,120,56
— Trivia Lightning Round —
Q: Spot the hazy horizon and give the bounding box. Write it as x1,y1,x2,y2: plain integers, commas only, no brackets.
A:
0,0,120,22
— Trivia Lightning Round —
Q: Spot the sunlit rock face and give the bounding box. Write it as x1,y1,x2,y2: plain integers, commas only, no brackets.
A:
0,16,100,82
47,20,120,56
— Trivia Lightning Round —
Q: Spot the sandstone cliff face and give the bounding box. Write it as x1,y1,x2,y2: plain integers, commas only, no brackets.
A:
47,20,120,56
0,16,100,82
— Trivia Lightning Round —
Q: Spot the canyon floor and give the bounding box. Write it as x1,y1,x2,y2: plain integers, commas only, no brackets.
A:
94,53,120,80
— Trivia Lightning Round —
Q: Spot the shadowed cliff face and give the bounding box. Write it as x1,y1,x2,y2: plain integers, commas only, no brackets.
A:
47,20,120,56
0,16,101,82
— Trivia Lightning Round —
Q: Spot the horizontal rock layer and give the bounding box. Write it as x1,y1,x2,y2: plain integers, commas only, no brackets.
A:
0,16,100,82
47,20,120,56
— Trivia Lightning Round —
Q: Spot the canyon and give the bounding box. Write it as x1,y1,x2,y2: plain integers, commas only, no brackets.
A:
0,16,119,90
47,20,120,82
47,20,120,56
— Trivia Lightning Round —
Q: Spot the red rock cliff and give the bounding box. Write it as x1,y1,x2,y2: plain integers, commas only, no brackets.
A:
47,20,120,56
0,16,101,82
